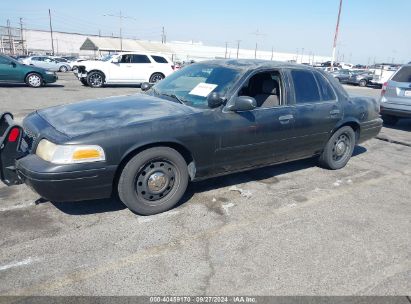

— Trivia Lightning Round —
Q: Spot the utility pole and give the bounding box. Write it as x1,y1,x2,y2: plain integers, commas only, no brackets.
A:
48,9,55,55
98,29,101,37
225,42,228,59
103,11,136,52
271,47,274,61
331,0,343,67
162,27,165,44
254,43,257,59
19,18,25,55
7,19,13,55
301,48,305,63
236,40,241,59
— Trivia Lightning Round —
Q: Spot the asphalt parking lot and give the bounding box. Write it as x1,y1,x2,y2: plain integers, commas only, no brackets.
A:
0,73,410,296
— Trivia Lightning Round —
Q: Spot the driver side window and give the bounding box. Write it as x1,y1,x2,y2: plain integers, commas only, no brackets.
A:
238,71,283,108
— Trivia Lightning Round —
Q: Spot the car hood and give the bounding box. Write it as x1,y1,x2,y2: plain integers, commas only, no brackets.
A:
37,94,194,138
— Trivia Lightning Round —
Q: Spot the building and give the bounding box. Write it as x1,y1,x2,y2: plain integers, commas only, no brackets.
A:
1,26,331,63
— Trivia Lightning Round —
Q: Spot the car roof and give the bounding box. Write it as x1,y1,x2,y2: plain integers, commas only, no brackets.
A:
195,59,316,72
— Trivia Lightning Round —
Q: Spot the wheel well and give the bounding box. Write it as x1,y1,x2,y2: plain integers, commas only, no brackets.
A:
112,142,196,195
88,70,106,78
150,72,165,79
337,121,360,142
24,71,42,81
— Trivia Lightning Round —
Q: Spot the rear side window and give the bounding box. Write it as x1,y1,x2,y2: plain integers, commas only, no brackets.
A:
0,56,10,64
314,72,336,101
392,66,411,83
131,55,151,63
151,55,168,63
291,70,321,103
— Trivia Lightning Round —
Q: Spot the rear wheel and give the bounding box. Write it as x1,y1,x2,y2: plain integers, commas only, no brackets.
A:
381,115,398,126
118,147,189,215
149,73,165,83
359,79,367,87
25,73,43,88
87,71,105,88
59,65,68,72
319,126,355,170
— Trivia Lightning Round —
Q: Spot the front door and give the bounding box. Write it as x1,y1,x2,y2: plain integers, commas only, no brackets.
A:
0,56,19,82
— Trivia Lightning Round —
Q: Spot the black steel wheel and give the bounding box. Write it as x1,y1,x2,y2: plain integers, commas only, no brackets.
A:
87,71,105,88
319,126,355,170
118,147,189,215
149,73,164,83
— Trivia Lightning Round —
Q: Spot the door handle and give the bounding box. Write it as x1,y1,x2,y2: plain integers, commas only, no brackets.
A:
329,109,340,116
278,114,294,124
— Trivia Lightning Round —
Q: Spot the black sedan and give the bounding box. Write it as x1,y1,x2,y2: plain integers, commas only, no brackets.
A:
0,60,382,215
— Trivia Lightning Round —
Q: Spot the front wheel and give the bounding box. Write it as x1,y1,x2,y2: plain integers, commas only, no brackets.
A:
87,71,105,88
25,73,43,88
319,126,356,170
118,147,189,215
149,73,165,83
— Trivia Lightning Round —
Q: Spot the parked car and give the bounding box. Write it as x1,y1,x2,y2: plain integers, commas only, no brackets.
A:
76,52,174,87
322,66,341,73
0,54,58,87
379,64,411,125
21,56,71,72
0,60,382,215
332,69,373,87
68,58,86,72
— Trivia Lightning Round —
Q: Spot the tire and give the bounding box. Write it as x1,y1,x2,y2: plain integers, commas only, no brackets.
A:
381,115,398,126
25,73,43,88
319,126,356,170
72,66,78,73
87,71,105,88
59,65,68,72
149,73,165,83
359,79,367,87
80,78,89,86
118,147,189,215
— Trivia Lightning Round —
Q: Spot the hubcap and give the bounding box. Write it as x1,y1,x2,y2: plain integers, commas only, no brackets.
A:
136,160,176,202
90,74,103,86
332,134,350,161
28,75,41,87
151,74,163,83
147,172,168,192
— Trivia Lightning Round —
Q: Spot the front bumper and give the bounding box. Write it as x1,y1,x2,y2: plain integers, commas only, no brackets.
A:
1,112,116,202
16,155,116,202
44,73,58,84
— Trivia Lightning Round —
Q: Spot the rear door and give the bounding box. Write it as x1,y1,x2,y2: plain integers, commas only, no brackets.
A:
129,54,154,82
288,69,342,159
384,66,411,110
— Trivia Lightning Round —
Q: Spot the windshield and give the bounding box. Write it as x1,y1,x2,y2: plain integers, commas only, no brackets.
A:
152,63,243,108
101,54,117,62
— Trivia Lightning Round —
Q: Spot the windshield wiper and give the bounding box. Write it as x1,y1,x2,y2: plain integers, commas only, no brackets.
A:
160,93,186,105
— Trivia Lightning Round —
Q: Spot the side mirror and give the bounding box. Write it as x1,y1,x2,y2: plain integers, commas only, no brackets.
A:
207,92,225,108
112,57,120,63
226,96,257,112
141,82,154,91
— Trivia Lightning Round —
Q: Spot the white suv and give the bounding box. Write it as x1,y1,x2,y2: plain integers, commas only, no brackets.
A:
76,52,174,87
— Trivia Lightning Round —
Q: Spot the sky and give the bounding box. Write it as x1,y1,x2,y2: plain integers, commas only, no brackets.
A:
1,0,410,64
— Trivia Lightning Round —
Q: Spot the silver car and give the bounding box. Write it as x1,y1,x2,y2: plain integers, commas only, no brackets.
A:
380,64,411,125
22,56,71,72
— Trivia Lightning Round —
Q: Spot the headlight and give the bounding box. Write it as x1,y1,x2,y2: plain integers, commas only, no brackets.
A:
45,71,55,75
36,139,105,164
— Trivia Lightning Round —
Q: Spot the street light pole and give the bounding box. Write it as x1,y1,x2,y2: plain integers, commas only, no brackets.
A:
331,0,343,67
